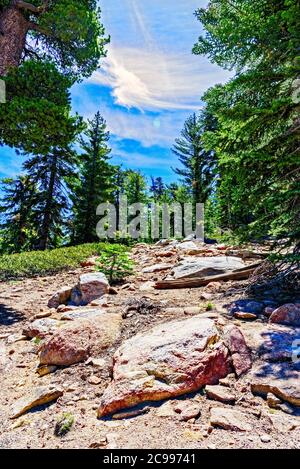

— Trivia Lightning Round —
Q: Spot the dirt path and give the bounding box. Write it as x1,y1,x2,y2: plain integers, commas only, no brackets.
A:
0,242,299,449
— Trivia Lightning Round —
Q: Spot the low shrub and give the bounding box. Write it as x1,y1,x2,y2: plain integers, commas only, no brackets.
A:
0,243,108,281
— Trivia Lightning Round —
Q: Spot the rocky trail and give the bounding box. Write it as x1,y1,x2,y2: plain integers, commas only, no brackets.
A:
0,239,299,449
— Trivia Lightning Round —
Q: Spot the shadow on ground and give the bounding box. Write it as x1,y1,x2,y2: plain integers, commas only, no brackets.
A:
0,303,25,326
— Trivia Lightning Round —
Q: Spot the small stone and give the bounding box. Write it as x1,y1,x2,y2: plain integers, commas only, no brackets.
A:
173,402,201,421
139,282,155,292
36,365,57,377
142,263,171,273
57,305,77,313
34,311,52,319
260,434,271,443
200,292,213,301
86,357,106,368
267,392,282,409
219,377,231,387
251,363,300,406
80,257,97,268
88,375,101,385
89,438,107,448
234,312,257,320
7,333,27,344
205,385,235,403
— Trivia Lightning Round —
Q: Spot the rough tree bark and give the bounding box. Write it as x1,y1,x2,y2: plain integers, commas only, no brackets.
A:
0,1,29,76
0,1,48,76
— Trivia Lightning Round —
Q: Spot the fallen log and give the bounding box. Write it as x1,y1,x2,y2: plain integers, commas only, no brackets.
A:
154,262,262,290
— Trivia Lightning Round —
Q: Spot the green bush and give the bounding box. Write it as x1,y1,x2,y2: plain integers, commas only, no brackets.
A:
96,243,134,283
54,413,74,437
0,243,108,281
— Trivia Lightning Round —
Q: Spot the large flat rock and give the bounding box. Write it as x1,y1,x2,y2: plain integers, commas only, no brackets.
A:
210,407,252,432
39,310,122,366
97,316,231,417
171,256,245,279
251,363,300,406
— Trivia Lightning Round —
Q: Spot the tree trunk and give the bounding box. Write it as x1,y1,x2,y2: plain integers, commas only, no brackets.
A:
0,2,28,76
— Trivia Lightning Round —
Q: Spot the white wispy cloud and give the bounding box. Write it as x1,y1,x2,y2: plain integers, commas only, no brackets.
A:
90,45,230,111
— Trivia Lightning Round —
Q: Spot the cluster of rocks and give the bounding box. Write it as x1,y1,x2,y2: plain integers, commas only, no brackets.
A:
48,272,109,309
227,299,300,326
6,238,300,445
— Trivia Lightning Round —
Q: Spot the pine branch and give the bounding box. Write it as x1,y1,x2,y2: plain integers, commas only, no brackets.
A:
15,0,49,14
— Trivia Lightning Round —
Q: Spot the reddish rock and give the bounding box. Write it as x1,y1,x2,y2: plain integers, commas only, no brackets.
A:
79,272,109,305
39,311,122,366
269,304,300,326
80,257,98,267
224,325,252,377
97,317,231,417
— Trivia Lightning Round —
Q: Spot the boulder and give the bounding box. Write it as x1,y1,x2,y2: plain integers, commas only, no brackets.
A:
39,311,122,366
251,363,300,406
23,318,60,339
269,304,300,326
78,272,109,305
237,322,299,362
11,386,63,418
97,316,231,417
210,407,252,432
224,325,252,377
171,256,244,280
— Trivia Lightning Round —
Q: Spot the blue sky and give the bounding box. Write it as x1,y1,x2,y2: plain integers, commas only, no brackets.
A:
0,0,231,183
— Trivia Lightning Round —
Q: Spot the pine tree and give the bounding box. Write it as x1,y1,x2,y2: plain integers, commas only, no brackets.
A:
23,145,77,250
71,111,114,244
0,175,37,253
150,176,165,201
123,170,149,205
172,113,216,205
